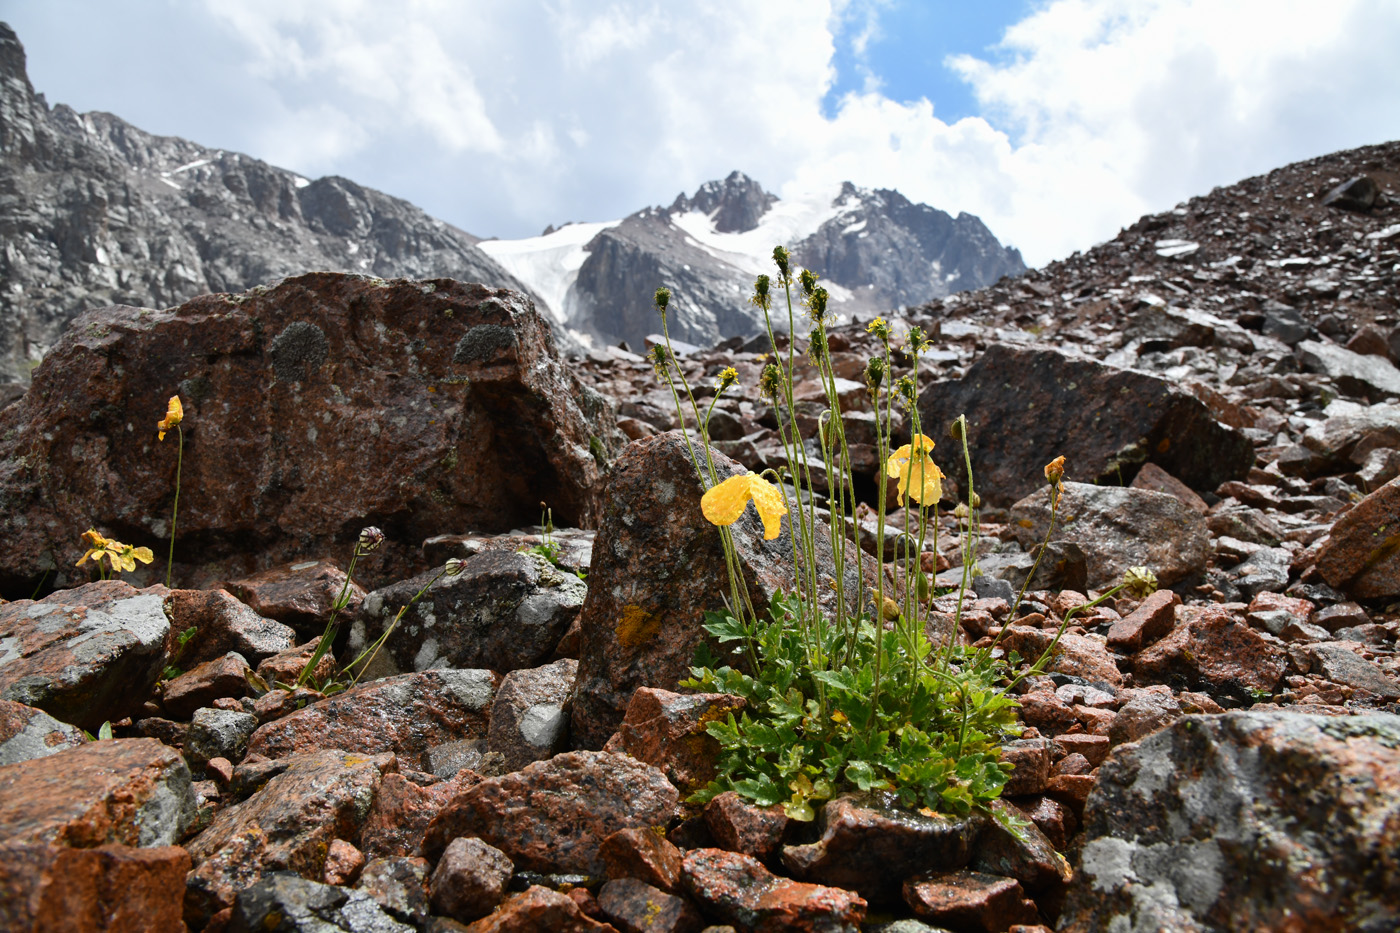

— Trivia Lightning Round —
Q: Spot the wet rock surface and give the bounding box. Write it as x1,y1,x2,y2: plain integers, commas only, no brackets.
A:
682,847,867,933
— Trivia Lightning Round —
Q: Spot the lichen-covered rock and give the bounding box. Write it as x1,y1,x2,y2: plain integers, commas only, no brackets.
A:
0,273,618,594
1009,483,1210,589
352,552,585,676
601,687,745,796
245,669,496,770
572,432,858,749
229,871,416,933
0,737,194,848
185,707,259,767
422,751,678,875
184,748,393,926
0,581,172,731
0,698,86,766
597,877,706,933
1058,711,1400,933
486,658,578,772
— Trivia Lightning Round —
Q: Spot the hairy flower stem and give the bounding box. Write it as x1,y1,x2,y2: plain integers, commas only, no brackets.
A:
295,544,366,688
165,425,183,588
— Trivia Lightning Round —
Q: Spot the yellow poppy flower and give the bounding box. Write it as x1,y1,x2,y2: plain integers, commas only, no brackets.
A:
701,472,788,540
76,528,112,567
885,435,944,506
158,395,183,441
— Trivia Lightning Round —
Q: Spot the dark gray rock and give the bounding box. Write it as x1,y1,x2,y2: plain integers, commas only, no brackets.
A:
185,707,259,767
352,551,585,676
230,871,416,933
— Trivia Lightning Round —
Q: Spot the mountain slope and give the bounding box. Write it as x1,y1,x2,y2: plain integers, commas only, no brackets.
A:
0,22,538,383
480,171,1026,352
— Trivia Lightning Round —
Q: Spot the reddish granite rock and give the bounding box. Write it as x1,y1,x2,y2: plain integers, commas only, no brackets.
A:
315,839,364,888
999,738,1053,796
1309,643,1400,699
601,687,745,796
245,669,497,770
361,769,481,861
703,792,790,863
184,747,393,925
683,847,867,933
903,870,1041,932
597,878,706,933
462,884,620,933
486,658,578,772
0,698,86,766
779,793,982,904
1055,733,1111,767
0,737,194,848
599,827,686,894
1132,605,1287,704
1060,711,1400,933
165,587,297,667
226,560,366,638
1105,589,1180,653
254,638,336,689
1107,689,1183,746
430,836,515,923
1315,474,1400,597
250,686,326,724
571,432,858,749
1012,796,1078,852
998,626,1124,688
161,651,251,720
1016,690,1080,737
0,581,172,731
0,842,190,933
1130,462,1209,514
354,550,586,676
0,274,617,594
423,751,678,875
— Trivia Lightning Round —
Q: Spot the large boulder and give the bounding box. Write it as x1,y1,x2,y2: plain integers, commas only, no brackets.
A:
917,343,1253,507
1009,482,1210,589
1059,711,1400,933
0,273,618,596
569,431,863,749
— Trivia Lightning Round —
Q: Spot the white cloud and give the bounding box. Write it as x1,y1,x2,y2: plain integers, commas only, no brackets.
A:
185,0,1399,265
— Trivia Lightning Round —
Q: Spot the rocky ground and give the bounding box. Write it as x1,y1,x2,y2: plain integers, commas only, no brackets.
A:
2,142,1399,933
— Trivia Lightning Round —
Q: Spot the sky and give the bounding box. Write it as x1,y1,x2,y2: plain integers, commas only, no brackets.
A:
4,0,1399,267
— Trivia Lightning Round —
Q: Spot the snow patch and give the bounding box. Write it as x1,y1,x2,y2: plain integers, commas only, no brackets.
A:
171,159,211,175
293,176,311,189
477,220,622,323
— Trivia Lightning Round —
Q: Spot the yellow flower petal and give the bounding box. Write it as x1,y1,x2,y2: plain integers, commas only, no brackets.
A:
701,474,755,528
700,473,788,540
885,434,937,478
158,395,183,441
131,547,155,565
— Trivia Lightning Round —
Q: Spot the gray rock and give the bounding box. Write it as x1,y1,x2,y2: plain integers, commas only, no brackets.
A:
0,699,86,765
230,872,415,933
0,582,172,732
1009,482,1210,589
487,658,578,772
1298,340,1400,399
352,551,585,676
423,740,485,779
356,857,432,930
1229,546,1292,598
1309,643,1400,699
1059,711,1400,933
185,707,259,766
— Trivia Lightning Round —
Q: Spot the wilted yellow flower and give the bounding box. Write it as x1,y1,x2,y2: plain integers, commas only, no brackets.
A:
1044,455,1066,486
158,395,183,441
886,435,944,506
701,472,788,540
1123,566,1158,598
76,529,112,567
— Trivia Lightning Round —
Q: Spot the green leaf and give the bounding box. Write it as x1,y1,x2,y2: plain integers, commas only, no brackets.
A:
97,721,113,741
844,760,890,792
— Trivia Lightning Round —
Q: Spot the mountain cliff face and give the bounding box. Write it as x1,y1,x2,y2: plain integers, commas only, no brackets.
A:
0,23,536,383
483,172,1027,353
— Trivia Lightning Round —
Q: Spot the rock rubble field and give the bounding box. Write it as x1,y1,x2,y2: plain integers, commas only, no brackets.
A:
2,143,1399,932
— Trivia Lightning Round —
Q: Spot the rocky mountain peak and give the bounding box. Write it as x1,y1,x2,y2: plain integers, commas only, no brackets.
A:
0,22,26,83
668,170,776,233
